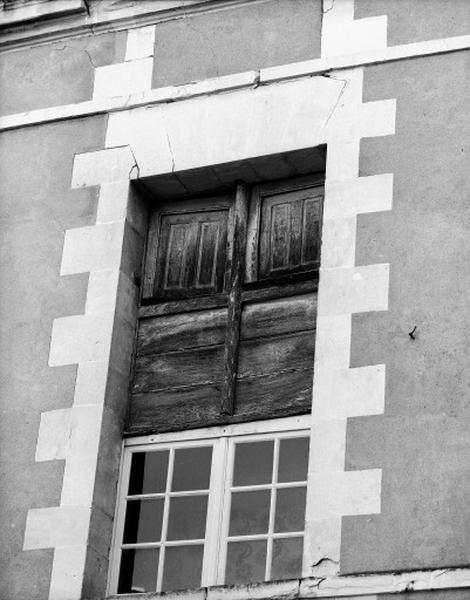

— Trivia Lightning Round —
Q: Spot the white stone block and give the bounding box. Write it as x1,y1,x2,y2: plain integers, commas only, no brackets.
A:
93,57,153,100
105,76,344,177
361,98,397,138
49,545,87,600
23,506,91,549
35,408,71,462
73,361,109,406
72,146,137,188
308,469,382,519
325,139,361,181
313,365,386,419
320,216,357,268
85,270,120,314
61,221,125,276
125,26,155,61
309,419,347,471
321,0,387,57
324,174,394,219
302,516,341,577
49,313,114,367
318,264,390,316
61,454,99,507
96,181,130,224
314,315,352,371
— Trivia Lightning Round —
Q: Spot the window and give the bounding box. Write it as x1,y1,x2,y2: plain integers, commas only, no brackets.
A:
128,174,323,436
110,416,310,594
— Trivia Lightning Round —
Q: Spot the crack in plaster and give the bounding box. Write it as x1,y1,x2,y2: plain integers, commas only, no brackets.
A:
320,72,349,130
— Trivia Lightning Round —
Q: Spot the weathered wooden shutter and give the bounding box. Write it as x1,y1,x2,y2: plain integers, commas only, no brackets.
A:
127,176,323,436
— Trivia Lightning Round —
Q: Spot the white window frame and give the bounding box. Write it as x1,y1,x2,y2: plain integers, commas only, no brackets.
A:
108,414,311,594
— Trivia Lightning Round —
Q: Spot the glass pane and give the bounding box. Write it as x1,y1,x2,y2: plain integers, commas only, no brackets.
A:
172,446,212,491
118,548,159,594
274,487,306,533
278,437,309,483
271,537,303,580
225,540,267,586
233,440,274,486
229,490,270,536
162,545,204,592
167,495,208,541
123,499,164,543
128,451,169,495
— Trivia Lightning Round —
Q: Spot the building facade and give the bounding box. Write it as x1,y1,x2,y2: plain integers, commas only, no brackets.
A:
2,0,470,599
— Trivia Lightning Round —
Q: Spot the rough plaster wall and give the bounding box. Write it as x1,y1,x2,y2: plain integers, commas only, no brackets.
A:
355,0,470,45
0,116,106,600
152,0,322,88
0,31,126,116
341,51,470,573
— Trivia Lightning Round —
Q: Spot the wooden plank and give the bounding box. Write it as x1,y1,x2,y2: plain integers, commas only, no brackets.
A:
126,369,313,436
138,280,318,318
139,293,228,317
241,293,316,341
137,308,227,355
238,331,315,378
221,181,248,415
132,345,224,393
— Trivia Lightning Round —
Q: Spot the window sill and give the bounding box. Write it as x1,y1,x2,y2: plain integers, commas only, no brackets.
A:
108,578,301,600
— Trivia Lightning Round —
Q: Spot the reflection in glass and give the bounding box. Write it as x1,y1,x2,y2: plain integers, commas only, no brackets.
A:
233,441,274,486
172,446,212,491
278,437,309,483
162,545,204,591
274,487,306,533
167,495,208,541
229,489,270,536
123,498,164,543
271,537,303,580
118,548,159,594
225,540,267,586
128,451,169,495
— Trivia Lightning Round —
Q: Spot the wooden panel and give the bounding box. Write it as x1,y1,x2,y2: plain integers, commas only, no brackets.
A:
238,331,315,378
155,209,228,299
137,308,227,355
241,293,316,340
259,187,323,280
132,345,224,393
127,368,312,435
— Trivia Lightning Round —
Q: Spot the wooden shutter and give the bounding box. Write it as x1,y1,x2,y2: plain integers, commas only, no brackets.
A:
246,175,324,284
128,176,322,436
143,196,231,302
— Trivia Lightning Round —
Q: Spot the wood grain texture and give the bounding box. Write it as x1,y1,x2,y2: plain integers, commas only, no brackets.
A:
137,308,227,355
132,345,224,393
127,368,312,435
238,330,315,378
221,182,248,415
241,293,316,340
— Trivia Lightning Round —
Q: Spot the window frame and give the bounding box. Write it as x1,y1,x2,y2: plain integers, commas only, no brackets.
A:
108,414,311,594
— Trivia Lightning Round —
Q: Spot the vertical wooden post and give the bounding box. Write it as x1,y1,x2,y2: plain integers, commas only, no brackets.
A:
221,181,248,415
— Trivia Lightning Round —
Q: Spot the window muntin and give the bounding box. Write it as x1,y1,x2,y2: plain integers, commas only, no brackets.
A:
110,417,310,594
222,435,308,585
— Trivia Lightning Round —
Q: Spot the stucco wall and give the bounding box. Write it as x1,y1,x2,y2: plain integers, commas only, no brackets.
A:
0,33,126,116
342,50,470,574
151,0,322,87
0,116,106,600
355,0,470,45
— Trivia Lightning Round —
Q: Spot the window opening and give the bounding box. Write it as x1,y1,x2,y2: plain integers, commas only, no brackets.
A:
110,417,310,594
